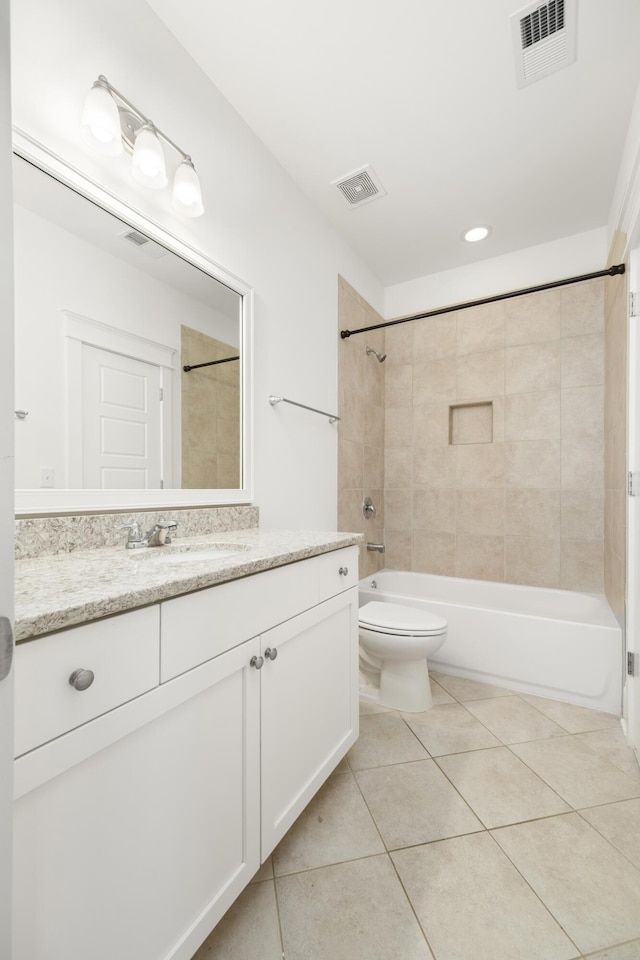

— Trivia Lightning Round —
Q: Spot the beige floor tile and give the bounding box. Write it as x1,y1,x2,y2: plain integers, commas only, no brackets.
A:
511,737,640,809
249,857,273,884
493,813,640,955
464,695,567,743
403,702,501,756
277,854,434,960
431,671,513,701
437,746,570,828
272,771,384,875
430,677,456,704
355,758,482,848
392,832,577,960
580,799,640,870
575,728,640,782
332,756,351,774
519,693,620,733
586,941,640,959
347,712,428,771
191,878,282,960
359,698,392,716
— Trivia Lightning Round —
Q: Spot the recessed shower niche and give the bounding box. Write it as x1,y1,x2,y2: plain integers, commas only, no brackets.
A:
449,401,494,445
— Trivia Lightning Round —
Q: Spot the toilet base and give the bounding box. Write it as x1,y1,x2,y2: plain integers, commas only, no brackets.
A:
359,659,434,713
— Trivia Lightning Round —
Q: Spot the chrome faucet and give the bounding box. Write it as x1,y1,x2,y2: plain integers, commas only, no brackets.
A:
118,520,179,549
366,542,385,553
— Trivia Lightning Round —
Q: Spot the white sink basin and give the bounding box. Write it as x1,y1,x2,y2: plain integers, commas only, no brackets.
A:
130,542,250,564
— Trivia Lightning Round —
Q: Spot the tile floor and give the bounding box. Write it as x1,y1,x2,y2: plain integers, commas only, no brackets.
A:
191,672,640,960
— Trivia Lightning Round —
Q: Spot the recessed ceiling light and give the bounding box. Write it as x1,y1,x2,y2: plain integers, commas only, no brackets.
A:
462,225,491,243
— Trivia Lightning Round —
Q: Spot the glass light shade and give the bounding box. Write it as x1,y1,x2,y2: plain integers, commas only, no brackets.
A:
81,82,123,156
131,126,168,189
172,160,204,217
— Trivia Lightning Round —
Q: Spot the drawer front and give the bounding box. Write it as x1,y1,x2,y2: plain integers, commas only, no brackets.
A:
161,559,318,681
15,606,160,757
316,546,359,603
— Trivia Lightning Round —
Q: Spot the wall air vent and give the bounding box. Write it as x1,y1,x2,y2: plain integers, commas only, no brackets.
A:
331,164,386,208
511,0,576,88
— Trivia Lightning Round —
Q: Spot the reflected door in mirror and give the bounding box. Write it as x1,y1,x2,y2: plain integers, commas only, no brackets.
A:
82,346,162,489
13,153,244,494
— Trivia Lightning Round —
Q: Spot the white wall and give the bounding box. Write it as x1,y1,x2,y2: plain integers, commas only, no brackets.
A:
608,76,640,247
384,228,608,320
10,0,384,529
13,202,238,489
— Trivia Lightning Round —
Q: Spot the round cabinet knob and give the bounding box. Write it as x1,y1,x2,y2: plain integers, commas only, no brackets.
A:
339,566,349,576
68,668,95,691
250,655,264,670
264,647,278,661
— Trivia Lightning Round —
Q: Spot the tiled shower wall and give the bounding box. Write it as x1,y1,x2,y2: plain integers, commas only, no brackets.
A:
604,232,628,623
337,277,386,578
338,277,610,593
383,280,606,590
181,325,241,489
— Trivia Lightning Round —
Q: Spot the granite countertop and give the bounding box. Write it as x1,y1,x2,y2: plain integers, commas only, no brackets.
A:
15,529,363,642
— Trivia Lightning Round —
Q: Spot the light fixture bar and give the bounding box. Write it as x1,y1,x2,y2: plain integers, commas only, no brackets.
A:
95,75,190,163
84,75,205,217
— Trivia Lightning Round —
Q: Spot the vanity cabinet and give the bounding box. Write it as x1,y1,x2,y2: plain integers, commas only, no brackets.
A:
13,546,359,960
260,592,357,857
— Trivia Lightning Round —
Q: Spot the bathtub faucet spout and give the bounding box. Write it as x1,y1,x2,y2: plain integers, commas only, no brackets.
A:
366,543,385,553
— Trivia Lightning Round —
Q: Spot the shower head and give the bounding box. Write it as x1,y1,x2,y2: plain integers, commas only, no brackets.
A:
366,345,387,363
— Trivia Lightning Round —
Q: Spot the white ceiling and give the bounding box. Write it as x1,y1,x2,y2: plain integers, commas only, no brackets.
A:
146,0,640,286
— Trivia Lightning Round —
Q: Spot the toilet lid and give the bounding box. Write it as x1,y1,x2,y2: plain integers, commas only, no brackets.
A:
359,601,447,636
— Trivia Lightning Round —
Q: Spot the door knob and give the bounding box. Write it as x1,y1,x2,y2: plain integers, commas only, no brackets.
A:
264,647,278,661
250,655,264,670
339,566,349,576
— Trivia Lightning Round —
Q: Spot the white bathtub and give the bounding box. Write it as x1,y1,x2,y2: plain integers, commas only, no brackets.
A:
359,570,623,714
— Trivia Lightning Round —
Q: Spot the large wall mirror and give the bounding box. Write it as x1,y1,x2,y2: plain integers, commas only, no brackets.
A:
13,135,253,515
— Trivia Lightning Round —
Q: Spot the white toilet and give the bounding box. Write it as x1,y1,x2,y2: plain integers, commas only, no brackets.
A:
358,601,448,712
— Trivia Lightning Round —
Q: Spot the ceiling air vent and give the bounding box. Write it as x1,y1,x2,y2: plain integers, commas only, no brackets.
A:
331,164,386,208
122,229,149,247
119,230,168,259
511,0,576,88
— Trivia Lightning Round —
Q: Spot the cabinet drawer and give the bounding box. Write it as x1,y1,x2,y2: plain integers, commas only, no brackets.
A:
161,560,317,681
316,546,359,603
14,606,160,757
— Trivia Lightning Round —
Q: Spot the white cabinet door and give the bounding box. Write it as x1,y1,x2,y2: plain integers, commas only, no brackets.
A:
260,588,359,858
13,638,261,960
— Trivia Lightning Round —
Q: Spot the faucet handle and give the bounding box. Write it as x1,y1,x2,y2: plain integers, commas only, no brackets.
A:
154,519,178,545
118,522,141,542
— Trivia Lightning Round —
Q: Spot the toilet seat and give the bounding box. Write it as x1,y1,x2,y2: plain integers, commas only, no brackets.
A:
359,601,447,637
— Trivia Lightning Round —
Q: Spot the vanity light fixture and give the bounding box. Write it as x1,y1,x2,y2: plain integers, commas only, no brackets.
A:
131,124,167,190
81,76,204,217
462,225,491,243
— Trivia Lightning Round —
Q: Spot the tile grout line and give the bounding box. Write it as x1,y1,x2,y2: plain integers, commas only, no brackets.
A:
483,826,585,958
572,805,640,877
358,707,585,957
350,743,446,958
379,684,640,875
379,680,640,958
270,871,287,960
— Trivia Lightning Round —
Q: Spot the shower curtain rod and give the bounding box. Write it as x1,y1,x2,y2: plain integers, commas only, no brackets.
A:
339,264,626,339
183,356,240,372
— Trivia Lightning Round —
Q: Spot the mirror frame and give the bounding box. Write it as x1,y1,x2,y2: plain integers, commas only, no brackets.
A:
13,129,253,515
